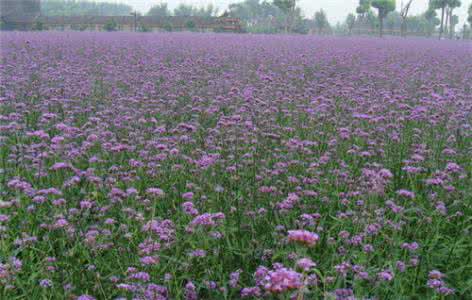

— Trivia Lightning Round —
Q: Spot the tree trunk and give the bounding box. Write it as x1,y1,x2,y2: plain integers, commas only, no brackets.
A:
401,18,406,37
444,8,450,37
439,7,445,39
449,9,454,39
379,16,384,37
286,9,294,33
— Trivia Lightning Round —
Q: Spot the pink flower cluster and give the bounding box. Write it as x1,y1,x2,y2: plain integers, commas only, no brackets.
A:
263,267,303,293
287,230,320,247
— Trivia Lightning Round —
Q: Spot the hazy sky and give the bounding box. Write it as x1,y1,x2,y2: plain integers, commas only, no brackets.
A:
103,0,471,26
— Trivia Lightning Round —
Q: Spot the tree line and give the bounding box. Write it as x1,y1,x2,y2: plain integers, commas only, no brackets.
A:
39,0,472,38
41,0,133,16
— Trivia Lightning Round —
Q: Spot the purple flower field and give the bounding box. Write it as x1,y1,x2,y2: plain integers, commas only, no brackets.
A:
0,32,471,299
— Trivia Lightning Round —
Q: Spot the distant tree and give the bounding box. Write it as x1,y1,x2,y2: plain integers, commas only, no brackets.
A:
447,0,461,39
356,0,377,34
194,4,218,17
449,14,459,38
103,18,118,31
229,0,284,33
405,14,427,35
469,3,472,26
147,3,170,17
314,9,328,34
227,0,308,34
292,10,310,34
163,22,173,32
431,0,448,39
366,10,379,32
385,11,401,34
424,3,440,36
356,0,371,15
400,0,414,36
371,0,396,37
185,20,197,31
32,20,45,31
41,0,132,16
138,24,152,32
461,24,470,39
273,0,297,32
171,3,217,17
173,4,194,16
346,13,356,35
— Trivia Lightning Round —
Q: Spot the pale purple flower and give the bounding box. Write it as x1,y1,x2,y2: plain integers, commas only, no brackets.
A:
287,230,319,247
296,258,316,271
263,267,303,293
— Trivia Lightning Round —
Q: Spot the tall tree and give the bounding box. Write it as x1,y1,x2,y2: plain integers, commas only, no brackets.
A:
385,11,401,34
314,9,328,34
273,0,297,32
432,0,448,39
356,0,372,15
346,13,356,35
424,2,440,36
366,10,379,32
469,3,472,26
400,0,414,37
449,14,459,38
447,0,461,39
371,0,396,37
356,0,372,34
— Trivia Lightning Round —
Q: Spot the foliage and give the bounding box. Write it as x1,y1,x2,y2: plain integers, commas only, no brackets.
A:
138,24,152,33
447,0,462,9
346,13,356,34
163,22,173,32
425,1,439,21
185,20,196,31
273,0,298,32
273,0,297,14
469,3,472,25
431,0,449,10
173,4,217,17
385,11,402,32
103,18,117,32
430,0,449,38
32,21,45,31
147,3,170,17
41,0,132,16
228,0,308,34
228,0,285,33
343,2,442,38
314,9,329,34
371,0,396,19
371,0,396,36
408,13,439,36
356,0,372,15
173,4,194,17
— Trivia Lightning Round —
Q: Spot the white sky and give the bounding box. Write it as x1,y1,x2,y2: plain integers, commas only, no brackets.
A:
102,0,471,26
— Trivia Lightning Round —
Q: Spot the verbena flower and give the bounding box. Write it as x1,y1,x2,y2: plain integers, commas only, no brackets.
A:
287,230,319,247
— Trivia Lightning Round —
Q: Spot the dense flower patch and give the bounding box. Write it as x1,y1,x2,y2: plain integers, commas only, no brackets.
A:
0,32,471,299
